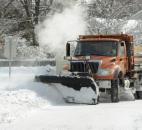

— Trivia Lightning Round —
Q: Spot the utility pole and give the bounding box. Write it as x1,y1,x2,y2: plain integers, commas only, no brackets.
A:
8,37,12,80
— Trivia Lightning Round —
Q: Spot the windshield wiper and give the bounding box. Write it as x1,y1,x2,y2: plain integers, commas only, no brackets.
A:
74,54,85,56
90,53,104,56
91,53,112,56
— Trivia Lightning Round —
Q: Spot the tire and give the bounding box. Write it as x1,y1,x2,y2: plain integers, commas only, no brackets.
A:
92,95,100,105
136,91,142,99
134,92,138,99
111,79,119,102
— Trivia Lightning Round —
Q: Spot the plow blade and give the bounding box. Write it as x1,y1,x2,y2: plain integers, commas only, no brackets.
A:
35,75,99,104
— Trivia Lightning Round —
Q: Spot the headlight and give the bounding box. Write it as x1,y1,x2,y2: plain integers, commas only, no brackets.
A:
97,68,112,76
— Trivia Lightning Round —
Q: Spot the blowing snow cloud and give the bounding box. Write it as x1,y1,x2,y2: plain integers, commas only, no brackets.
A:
36,5,87,54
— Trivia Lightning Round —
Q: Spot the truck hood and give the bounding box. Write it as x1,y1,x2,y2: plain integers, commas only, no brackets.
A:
71,56,116,62
91,56,116,63
70,56,116,68
91,56,116,68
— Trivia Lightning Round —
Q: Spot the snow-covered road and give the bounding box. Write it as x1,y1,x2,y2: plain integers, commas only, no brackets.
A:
0,66,141,130
1,100,142,130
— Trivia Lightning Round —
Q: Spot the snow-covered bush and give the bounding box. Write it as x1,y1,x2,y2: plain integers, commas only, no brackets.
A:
16,39,54,60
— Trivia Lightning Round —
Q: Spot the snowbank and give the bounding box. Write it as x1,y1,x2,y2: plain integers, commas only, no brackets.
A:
0,66,64,124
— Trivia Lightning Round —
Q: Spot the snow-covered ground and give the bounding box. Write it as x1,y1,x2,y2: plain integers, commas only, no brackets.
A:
1,100,142,130
0,66,64,123
0,65,142,130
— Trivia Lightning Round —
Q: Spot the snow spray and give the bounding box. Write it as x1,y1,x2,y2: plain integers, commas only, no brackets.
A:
36,4,87,74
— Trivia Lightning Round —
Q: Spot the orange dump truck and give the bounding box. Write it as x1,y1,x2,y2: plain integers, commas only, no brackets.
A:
35,34,142,104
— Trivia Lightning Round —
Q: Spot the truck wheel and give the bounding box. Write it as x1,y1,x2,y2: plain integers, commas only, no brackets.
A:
92,96,99,105
111,79,119,102
134,92,138,99
136,91,142,99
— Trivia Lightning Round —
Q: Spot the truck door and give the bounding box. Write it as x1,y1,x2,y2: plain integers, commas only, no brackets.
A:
118,42,127,74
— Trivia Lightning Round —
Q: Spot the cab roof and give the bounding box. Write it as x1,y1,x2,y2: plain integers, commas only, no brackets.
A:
79,34,133,43
79,38,120,42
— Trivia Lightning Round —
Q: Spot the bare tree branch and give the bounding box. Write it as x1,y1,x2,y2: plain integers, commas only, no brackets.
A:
3,0,15,17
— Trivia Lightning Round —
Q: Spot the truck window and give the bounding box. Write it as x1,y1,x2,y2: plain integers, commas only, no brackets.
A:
118,43,125,57
74,41,118,57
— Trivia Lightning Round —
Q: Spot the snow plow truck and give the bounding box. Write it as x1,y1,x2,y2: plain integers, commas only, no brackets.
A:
35,34,142,104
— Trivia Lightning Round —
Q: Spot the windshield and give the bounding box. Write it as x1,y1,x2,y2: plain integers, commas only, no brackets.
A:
74,41,118,56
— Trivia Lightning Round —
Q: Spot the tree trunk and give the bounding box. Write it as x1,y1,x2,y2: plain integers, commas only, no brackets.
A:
35,0,40,25
20,0,39,46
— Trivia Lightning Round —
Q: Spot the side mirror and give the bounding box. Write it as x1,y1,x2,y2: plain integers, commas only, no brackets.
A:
66,43,70,57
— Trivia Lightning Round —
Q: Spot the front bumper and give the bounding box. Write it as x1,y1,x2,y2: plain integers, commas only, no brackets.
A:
96,80,111,89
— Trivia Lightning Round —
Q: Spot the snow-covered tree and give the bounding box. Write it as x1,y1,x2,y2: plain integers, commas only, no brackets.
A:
86,0,142,34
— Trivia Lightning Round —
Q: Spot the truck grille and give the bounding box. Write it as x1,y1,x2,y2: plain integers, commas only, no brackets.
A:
70,61,99,73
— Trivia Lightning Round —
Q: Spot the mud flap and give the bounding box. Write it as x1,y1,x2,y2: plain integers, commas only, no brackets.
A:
119,87,135,101
35,75,99,104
